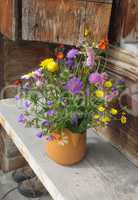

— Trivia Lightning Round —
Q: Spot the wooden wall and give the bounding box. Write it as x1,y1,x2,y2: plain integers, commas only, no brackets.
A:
0,0,113,43
0,35,53,97
109,0,137,44
0,0,19,40
99,47,138,166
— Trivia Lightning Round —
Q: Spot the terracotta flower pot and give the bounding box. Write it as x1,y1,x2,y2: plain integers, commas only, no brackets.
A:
45,129,87,165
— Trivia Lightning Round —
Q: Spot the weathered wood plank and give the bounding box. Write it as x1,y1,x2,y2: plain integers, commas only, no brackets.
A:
22,0,112,44
0,0,19,40
0,35,52,98
97,126,138,167
0,34,5,91
109,0,137,44
0,99,138,200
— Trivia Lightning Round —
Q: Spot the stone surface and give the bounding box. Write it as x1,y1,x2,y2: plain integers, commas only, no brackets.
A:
0,99,138,200
0,128,20,158
1,155,26,173
0,171,53,200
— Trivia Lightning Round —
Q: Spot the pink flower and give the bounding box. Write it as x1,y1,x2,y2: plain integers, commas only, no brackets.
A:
89,72,104,84
36,80,43,88
86,47,95,67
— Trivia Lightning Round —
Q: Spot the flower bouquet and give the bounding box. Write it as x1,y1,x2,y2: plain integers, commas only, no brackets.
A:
16,40,127,165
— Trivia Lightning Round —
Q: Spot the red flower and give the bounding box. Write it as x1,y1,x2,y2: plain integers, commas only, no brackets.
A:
56,52,64,60
13,79,22,85
98,39,108,50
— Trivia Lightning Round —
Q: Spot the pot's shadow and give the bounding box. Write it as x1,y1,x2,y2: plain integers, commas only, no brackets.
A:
70,133,137,171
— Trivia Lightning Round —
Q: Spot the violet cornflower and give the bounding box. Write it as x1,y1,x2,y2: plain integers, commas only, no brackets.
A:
15,95,20,101
65,77,83,95
36,132,44,139
42,120,51,126
67,48,79,59
23,100,31,109
65,59,75,68
47,110,56,116
18,114,27,124
47,101,53,106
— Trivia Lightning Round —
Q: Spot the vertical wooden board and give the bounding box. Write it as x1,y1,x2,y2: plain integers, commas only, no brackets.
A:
22,0,85,44
109,0,137,44
0,34,5,91
79,1,112,42
22,0,112,45
123,0,137,42
0,0,17,40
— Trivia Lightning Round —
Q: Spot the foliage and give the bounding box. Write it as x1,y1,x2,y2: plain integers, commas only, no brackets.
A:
16,39,127,140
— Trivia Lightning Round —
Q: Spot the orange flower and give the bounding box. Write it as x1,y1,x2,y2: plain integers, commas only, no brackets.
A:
98,39,108,50
13,79,22,85
53,133,61,140
56,52,64,60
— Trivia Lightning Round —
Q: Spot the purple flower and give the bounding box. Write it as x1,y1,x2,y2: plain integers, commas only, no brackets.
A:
67,48,79,59
34,69,42,78
72,113,78,126
86,47,95,67
15,95,20,101
112,87,117,92
47,101,53,106
112,90,119,97
105,95,114,102
23,100,31,109
42,120,50,126
66,77,83,95
18,114,26,124
86,87,90,97
65,59,75,68
47,110,56,116
46,135,54,142
89,72,104,85
36,132,44,138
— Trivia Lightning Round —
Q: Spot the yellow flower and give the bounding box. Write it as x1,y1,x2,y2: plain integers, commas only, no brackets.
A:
110,108,118,115
21,72,34,79
122,112,126,115
40,58,54,69
96,90,104,98
84,28,90,37
104,81,112,88
98,106,105,112
101,116,111,123
121,116,127,124
94,114,100,119
47,61,59,73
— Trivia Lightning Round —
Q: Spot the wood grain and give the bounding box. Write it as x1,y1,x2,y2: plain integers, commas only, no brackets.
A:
0,99,138,200
22,0,112,44
109,0,137,44
0,0,18,40
0,36,52,97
